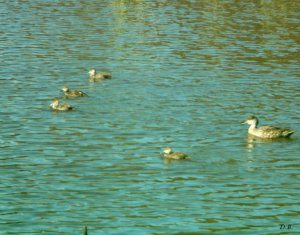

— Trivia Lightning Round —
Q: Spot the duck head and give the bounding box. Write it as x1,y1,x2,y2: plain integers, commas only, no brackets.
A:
88,68,96,77
62,86,69,93
244,116,259,128
50,98,59,108
163,147,173,154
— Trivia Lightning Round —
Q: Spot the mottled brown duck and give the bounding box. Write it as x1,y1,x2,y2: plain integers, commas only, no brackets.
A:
243,116,294,139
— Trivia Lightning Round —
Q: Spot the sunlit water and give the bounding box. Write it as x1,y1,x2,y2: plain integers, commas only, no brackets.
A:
1,1,300,234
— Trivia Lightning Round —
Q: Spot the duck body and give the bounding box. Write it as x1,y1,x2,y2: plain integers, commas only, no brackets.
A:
163,147,189,160
62,86,87,98
89,68,112,82
244,116,294,139
50,98,73,111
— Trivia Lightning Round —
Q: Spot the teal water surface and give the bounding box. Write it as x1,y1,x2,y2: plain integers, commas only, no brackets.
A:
1,1,300,234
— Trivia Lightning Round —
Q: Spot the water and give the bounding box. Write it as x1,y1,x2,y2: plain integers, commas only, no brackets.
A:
1,1,300,234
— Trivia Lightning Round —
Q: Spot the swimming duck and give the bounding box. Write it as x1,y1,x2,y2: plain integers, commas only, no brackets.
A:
50,98,73,111
163,147,189,160
62,86,87,98
243,116,294,139
88,68,112,82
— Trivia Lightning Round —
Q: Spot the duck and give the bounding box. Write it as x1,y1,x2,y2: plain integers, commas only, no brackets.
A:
88,68,112,82
163,147,190,160
61,86,87,98
243,115,294,139
50,98,73,111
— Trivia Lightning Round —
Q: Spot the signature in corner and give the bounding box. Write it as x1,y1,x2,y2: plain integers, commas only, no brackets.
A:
280,224,292,230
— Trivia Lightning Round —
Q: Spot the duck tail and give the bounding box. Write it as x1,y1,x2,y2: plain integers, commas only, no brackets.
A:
283,129,294,137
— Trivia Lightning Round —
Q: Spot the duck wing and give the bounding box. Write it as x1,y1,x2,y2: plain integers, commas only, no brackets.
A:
99,72,112,79
61,104,73,110
260,125,281,131
170,152,189,160
74,90,88,97
260,125,294,138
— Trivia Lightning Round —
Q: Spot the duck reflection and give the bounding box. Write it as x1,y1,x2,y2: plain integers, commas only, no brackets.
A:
245,134,294,150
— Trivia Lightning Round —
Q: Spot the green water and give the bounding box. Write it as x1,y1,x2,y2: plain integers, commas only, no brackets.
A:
1,1,300,234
